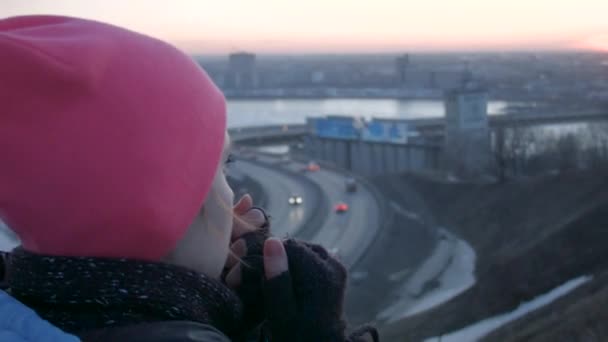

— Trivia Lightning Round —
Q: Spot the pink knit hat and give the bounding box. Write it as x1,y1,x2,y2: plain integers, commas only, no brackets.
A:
0,16,226,260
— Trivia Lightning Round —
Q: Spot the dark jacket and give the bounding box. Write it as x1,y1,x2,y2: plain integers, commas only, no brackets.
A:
0,289,80,342
3,249,245,342
2,241,378,342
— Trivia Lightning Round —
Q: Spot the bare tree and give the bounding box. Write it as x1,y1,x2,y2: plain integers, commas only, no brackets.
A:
556,132,580,171
586,122,608,169
493,125,535,182
445,131,493,180
493,127,507,183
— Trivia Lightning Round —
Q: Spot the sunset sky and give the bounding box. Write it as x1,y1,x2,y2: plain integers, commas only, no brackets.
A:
3,0,608,54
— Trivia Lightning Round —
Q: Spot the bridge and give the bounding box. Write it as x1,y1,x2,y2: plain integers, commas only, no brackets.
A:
227,110,608,179
230,111,608,146
490,111,608,127
228,124,309,145
228,111,608,157
413,111,608,134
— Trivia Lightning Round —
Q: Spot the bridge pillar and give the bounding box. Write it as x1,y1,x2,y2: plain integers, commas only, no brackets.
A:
335,140,349,169
444,85,492,178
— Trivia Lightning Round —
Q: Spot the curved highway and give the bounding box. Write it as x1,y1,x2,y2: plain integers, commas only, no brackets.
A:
230,158,321,238
237,154,381,268
286,163,380,267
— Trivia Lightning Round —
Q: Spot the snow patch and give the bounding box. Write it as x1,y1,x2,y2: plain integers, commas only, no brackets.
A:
424,275,593,342
405,238,453,297
388,268,412,282
377,230,476,323
389,201,422,222
400,238,476,318
447,174,461,183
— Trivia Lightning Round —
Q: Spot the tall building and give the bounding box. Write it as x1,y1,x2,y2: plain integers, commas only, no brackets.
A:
395,54,409,85
444,73,491,176
226,52,257,89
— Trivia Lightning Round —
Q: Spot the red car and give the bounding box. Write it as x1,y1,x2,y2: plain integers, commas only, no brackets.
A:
306,162,320,172
334,202,349,213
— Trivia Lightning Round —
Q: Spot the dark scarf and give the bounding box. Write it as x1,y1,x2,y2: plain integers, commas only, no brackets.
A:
4,248,244,337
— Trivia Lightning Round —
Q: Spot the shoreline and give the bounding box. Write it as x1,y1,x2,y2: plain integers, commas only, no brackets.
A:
225,94,543,102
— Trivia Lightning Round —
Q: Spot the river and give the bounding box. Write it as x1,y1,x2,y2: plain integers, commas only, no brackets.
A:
226,98,511,128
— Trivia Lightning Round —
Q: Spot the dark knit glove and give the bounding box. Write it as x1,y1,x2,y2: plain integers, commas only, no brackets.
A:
261,239,379,342
235,229,269,331
223,207,272,335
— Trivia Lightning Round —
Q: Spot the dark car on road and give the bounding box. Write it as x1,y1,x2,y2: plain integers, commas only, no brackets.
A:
345,177,357,192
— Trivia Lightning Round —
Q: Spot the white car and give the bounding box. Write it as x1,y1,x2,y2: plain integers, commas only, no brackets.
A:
288,195,303,205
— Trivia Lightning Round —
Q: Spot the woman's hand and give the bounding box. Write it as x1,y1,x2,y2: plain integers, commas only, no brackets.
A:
223,195,377,341
230,194,266,242
223,194,271,333
260,239,378,342
224,194,269,288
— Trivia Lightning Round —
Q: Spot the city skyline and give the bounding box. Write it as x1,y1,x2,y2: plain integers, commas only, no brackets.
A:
3,0,608,54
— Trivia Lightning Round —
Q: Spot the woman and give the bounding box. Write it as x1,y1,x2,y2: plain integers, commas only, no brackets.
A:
0,15,377,342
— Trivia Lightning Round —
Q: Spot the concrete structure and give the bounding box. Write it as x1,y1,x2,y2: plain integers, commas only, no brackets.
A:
304,116,442,177
229,124,308,145
304,137,441,177
444,81,492,176
226,52,257,89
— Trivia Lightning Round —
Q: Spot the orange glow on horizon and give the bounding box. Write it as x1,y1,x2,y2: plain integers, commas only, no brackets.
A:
581,34,608,52
174,35,589,55
3,0,608,54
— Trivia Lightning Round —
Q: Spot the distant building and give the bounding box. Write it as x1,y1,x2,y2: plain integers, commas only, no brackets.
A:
433,71,463,90
444,74,492,176
395,54,463,90
311,71,325,84
395,54,409,85
226,52,257,89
